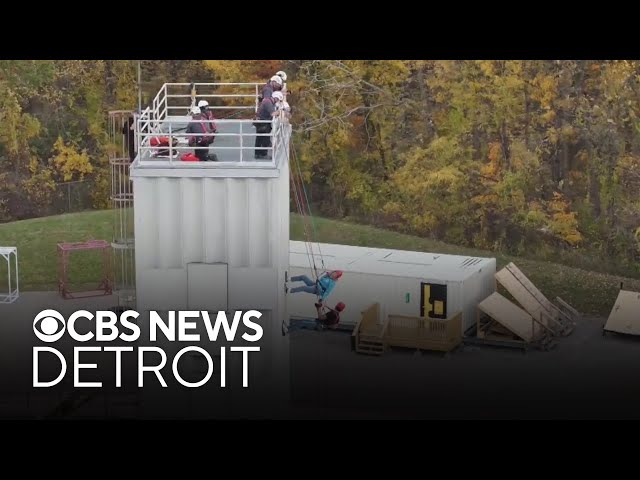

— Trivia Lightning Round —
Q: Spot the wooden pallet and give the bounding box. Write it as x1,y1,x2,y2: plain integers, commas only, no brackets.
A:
466,317,556,351
474,295,556,351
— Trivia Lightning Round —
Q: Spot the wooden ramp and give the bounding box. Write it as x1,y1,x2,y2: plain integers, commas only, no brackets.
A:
495,263,576,336
474,292,554,350
604,290,640,336
478,292,538,342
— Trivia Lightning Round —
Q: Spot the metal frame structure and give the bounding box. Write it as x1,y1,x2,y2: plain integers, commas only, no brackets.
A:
57,240,113,299
0,247,19,304
133,82,289,168
109,111,136,308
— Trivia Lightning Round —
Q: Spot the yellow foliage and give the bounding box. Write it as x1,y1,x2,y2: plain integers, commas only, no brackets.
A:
22,157,56,208
540,110,556,123
204,61,285,82
409,212,438,233
550,211,582,245
49,137,93,182
548,191,568,213
382,201,403,217
530,74,557,109
471,193,499,206
546,192,582,245
481,143,502,178
91,168,111,210
477,61,496,77
510,189,526,209
560,124,576,141
525,207,547,227
487,142,502,163
0,84,40,159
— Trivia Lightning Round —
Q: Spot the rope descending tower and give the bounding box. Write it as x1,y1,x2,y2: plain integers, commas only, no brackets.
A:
284,123,328,300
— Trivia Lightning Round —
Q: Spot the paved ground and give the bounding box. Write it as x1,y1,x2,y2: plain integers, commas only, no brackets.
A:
2,292,640,419
289,316,640,419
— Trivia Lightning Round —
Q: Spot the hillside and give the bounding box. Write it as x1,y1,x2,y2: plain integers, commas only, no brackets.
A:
0,210,637,316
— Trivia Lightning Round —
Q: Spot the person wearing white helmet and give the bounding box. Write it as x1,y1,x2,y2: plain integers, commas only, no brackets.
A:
272,91,290,119
186,105,217,161
197,99,218,134
254,90,282,159
275,71,287,96
260,75,283,103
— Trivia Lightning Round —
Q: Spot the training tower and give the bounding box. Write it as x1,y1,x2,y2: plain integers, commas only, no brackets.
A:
129,82,291,417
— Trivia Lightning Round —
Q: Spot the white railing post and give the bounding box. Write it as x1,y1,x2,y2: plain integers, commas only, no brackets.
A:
14,249,18,300
240,121,243,163
271,119,276,161
169,122,173,166
163,84,167,119
131,83,286,167
7,252,11,302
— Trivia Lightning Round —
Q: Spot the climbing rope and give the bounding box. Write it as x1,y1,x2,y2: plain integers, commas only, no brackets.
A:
290,142,326,274
290,151,319,282
289,151,318,273
285,125,330,303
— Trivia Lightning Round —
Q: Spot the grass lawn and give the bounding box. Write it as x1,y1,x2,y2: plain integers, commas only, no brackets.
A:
0,209,637,316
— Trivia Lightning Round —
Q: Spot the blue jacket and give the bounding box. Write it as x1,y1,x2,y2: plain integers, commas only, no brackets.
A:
317,274,336,300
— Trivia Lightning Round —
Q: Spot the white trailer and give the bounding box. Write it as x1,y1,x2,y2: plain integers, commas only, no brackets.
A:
288,241,496,333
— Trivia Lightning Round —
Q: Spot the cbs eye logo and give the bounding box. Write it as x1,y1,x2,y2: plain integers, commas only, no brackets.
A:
33,310,66,343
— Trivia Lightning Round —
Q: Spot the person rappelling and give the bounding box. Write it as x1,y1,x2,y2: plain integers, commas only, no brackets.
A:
283,299,346,334
289,270,343,301
314,300,346,330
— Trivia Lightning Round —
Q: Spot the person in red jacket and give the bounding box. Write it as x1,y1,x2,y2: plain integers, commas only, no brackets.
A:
197,100,218,161
315,300,346,330
186,106,216,161
198,100,218,134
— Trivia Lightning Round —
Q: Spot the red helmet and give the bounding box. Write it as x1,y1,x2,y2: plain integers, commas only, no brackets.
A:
335,302,346,312
332,270,343,279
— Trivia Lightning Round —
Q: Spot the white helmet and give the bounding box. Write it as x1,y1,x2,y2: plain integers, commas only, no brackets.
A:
276,71,287,82
197,100,209,108
271,75,283,85
272,91,284,101
190,106,201,115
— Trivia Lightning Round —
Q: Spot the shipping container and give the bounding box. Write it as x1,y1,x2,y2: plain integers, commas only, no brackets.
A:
288,241,496,333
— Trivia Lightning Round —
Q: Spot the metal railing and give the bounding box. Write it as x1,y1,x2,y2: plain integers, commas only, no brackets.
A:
133,82,290,168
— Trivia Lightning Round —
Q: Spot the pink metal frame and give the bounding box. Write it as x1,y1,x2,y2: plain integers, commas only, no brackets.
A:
57,240,113,299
